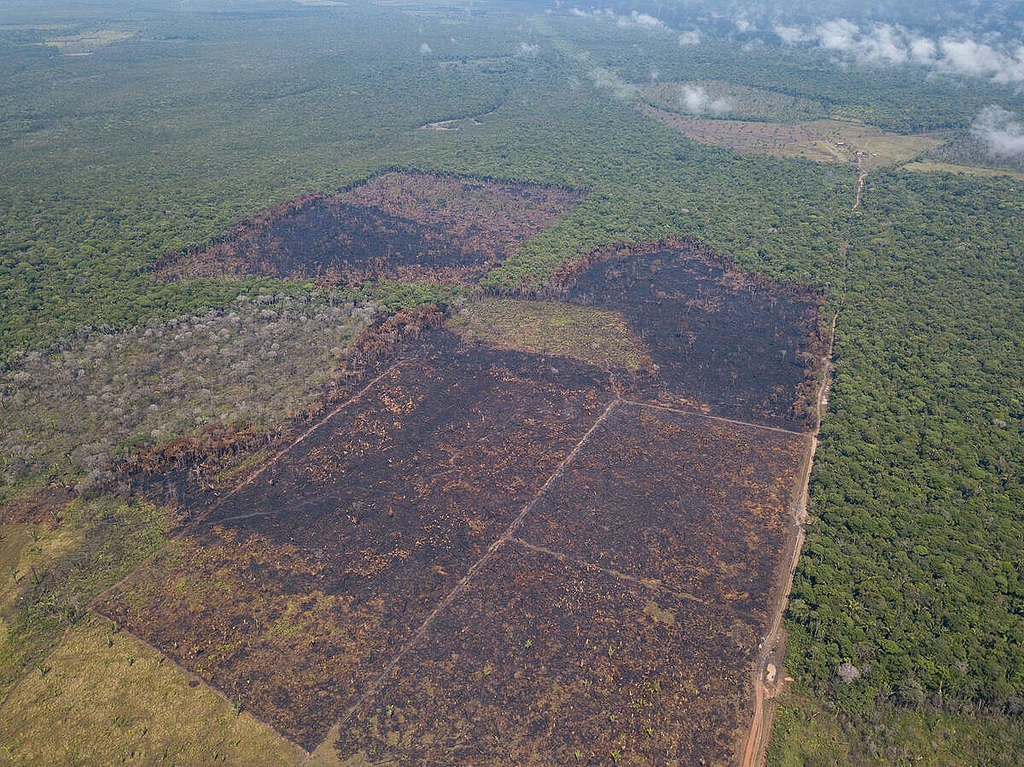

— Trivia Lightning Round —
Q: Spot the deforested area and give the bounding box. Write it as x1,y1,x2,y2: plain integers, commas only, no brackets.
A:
95,331,615,749
156,173,584,284
560,239,825,431
4,0,1024,764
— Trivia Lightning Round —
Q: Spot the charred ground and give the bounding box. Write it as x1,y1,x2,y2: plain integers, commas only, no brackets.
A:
97,331,614,748
558,239,824,431
156,173,583,284
93,235,826,763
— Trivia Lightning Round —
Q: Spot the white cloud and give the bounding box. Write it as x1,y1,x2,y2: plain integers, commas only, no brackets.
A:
909,36,937,63
936,38,1024,84
419,42,432,54
778,18,1024,85
680,84,733,116
734,14,754,33
859,24,907,64
816,18,859,51
678,30,701,46
938,38,1005,77
570,7,668,33
971,105,1024,158
775,25,809,45
516,41,541,57
615,10,666,30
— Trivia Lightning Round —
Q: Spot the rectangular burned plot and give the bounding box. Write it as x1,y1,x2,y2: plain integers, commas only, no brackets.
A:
96,332,613,749
332,544,759,767
156,172,583,284
519,401,808,625
563,240,824,431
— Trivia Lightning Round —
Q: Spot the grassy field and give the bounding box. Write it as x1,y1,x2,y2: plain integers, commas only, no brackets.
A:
0,613,304,766
0,495,173,697
448,298,647,370
903,159,1024,180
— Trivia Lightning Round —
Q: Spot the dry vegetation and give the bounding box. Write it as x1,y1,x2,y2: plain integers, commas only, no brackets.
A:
0,295,373,494
643,106,947,168
0,613,304,766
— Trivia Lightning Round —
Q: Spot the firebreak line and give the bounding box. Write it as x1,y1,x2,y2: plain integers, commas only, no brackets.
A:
305,396,622,760
621,398,810,439
200,361,401,521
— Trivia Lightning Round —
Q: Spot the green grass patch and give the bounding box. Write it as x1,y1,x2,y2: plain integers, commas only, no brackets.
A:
214,449,270,484
902,160,1024,181
448,298,647,370
0,495,173,697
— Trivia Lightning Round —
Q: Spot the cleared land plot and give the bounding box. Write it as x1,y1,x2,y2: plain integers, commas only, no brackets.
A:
0,613,304,766
903,160,1024,181
520,401,808,624
643,106,947,167
157,172,583,283
332,542,759,766
563,241,823,431
96,331,613,749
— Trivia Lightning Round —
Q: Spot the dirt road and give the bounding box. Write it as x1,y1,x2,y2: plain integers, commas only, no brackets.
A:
738,304,839,767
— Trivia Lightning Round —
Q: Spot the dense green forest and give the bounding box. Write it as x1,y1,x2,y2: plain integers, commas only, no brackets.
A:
2,2,1023,763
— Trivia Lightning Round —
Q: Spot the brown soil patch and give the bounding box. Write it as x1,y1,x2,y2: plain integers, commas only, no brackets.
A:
643,106,947,168
0,485,75,526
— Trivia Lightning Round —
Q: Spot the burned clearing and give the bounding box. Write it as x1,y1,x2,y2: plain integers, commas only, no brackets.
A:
560,240,824,431
94,236,826,763
96,331,614,749
156,172,583,284
334,543,758,767
520,402,808,625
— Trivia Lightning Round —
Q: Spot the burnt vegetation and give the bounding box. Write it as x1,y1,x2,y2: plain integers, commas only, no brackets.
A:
97,330,615,749
92,246,825,760
156,172,584,285
557,239,825,431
